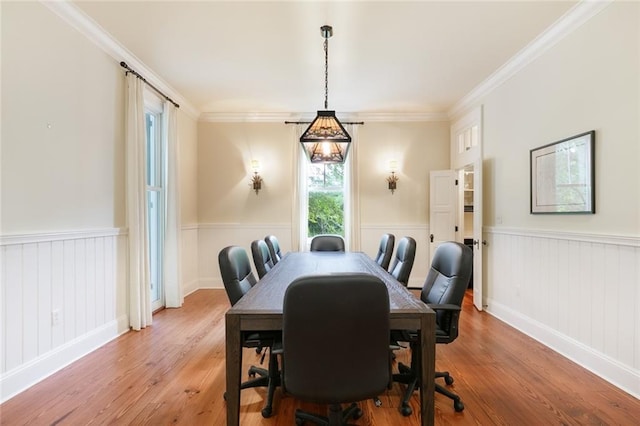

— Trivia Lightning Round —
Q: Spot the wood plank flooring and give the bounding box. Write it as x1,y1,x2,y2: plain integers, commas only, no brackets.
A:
1,289,638,425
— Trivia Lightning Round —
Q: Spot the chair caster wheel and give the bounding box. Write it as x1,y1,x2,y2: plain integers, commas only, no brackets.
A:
295,418,304,425
454,400,464,412
261,407,272,418
401,404,412,416
445,375,454,385
398,363,411,374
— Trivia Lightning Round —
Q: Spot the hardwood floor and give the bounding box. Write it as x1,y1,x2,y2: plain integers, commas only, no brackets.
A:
1,289,638,425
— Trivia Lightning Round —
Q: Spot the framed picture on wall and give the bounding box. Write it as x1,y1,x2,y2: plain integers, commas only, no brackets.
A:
530,130,595,214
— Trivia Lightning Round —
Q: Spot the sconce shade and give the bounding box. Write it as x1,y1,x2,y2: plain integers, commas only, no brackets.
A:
300,110,351,163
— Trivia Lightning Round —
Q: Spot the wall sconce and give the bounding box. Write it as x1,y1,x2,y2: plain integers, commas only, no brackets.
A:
250,160,263,194
386,160,399,194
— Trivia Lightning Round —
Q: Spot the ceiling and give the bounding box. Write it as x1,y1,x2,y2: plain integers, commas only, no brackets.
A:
73,1,578,116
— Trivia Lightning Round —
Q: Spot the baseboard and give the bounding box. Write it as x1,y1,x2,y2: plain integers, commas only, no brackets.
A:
0,315,128,403
486,299,639,399
182,279,201,296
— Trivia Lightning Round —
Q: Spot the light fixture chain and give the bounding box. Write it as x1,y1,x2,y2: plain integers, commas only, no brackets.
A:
324,36,329,110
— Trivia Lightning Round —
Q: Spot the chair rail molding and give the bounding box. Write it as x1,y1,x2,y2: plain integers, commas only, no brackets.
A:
0,227,126,246
485,226,639,247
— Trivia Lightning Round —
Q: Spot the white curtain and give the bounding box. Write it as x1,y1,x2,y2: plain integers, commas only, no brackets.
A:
291,124,307,251
163,101,183,308
344,124,361,251
126,73,152,330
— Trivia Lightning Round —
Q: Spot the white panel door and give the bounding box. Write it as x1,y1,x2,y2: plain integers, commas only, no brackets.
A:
429,170,457,263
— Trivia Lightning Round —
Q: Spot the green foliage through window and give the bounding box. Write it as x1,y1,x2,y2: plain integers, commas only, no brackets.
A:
307,163,344,237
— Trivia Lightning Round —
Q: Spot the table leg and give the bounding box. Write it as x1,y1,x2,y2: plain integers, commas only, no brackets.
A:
225,313,241,426
420,312,435,426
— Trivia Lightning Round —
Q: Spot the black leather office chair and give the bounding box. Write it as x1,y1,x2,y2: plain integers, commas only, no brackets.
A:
218,245,280,418
265,235,283,264
374,233,395,270
392,241,472,415
310,234,345,252
283,273,390,425
388,236,416,286
251,239,274,279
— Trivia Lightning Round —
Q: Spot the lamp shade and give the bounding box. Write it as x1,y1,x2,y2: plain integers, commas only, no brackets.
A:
300,110,351,163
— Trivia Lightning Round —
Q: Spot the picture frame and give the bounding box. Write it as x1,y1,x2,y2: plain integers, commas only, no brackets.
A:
530,130,595,214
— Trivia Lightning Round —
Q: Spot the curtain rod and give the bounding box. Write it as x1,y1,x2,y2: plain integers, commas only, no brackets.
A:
285,120,364,125
120,61,180,108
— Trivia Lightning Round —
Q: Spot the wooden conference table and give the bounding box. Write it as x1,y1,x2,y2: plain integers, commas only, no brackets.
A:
225,251,435,425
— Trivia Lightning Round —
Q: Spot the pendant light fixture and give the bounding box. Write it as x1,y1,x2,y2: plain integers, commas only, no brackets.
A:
299,25,351,163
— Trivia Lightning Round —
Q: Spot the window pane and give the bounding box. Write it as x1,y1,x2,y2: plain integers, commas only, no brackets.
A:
307,163,344,237
145,113,155,186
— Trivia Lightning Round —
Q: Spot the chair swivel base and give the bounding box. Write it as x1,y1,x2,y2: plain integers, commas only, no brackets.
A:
394,362,464,415
223,351,280,418
295,402,363,426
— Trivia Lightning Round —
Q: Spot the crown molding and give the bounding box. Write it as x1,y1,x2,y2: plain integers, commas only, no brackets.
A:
199,112,300,123
354,112,449,122
41,0,200,119
448,0,614,119
199,111,449,123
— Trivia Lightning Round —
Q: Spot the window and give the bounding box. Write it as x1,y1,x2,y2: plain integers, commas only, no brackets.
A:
145,108,164,311
307,162,345,238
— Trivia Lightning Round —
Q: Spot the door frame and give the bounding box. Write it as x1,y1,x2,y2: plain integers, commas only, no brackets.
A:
451,107,484,311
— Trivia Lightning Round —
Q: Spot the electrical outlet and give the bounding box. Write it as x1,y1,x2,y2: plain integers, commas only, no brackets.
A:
52,310,61,326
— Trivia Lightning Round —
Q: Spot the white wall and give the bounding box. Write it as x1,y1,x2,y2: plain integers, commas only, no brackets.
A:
474,1,639,397
1,2,125,234
178,111,200,296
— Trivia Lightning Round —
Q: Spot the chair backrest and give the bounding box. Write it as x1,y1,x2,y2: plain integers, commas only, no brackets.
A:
251,239,274,279
265,235,282,264
310,234,345,252
421,241,473,342
218,245,257,306
388,236,417,286
374,233,395,270
283,273,390,404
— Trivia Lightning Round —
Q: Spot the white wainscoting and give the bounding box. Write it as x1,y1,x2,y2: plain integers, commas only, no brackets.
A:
181,225,200,296
0,229,128,403
484,227,640,398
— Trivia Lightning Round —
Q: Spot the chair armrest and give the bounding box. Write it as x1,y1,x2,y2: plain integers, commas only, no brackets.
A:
427,303,461,312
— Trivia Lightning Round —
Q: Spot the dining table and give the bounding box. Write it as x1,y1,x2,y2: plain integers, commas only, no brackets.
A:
225,250,435,425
